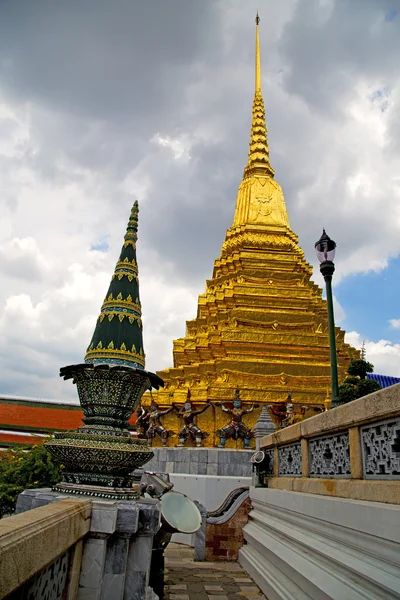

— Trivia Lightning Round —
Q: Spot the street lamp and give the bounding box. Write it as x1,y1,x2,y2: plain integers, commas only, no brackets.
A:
315,229,339,408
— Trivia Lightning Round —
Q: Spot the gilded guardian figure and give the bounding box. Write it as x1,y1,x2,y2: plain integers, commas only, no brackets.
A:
216,388,259,449
147,402,173,446
173,391,211,447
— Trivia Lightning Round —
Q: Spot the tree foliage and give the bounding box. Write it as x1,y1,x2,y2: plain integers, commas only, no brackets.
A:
0,445,61,518
356,378,381,398
338,358,381,405
347,359,374,379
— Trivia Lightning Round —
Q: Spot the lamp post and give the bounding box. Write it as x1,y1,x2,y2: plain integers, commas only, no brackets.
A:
315,229,339,408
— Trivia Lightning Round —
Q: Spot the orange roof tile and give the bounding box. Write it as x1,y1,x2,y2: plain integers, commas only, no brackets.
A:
0,399,137,443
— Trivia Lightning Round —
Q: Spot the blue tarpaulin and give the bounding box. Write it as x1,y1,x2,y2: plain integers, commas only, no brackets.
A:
367,373,400,388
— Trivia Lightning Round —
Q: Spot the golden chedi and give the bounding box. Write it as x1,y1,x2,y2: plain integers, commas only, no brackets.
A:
143,14,355,447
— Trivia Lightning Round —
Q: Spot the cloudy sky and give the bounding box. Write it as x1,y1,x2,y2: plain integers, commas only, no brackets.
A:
0,0,400,403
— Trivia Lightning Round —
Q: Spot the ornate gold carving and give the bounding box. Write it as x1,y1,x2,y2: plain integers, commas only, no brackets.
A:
102,295,141,314
98,311,142,327
112,271,139,283
85,345,145,367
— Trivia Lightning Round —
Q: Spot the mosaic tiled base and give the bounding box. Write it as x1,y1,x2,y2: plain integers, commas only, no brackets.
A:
45,362,161,496
53,482,142,500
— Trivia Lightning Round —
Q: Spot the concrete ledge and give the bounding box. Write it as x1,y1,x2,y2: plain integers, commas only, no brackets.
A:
273,422,302,445
265,477,400,504
0,498,91,598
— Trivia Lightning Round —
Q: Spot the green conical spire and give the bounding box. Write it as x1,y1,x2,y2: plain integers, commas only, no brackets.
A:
85,200,145,369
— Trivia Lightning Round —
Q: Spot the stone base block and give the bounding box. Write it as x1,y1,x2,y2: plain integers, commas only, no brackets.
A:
145,447,253,477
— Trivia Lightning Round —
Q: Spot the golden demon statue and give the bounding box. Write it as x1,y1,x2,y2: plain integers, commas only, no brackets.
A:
173,390,212,447
146,401,173,447
216,388,259,449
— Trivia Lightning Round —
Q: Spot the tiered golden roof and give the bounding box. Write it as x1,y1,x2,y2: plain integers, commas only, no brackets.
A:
144,15,355,446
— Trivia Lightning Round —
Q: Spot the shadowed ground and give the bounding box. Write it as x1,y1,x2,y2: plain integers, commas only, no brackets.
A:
164,543,267,600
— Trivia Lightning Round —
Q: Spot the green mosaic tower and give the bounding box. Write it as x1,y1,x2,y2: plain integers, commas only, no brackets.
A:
46,200,163,499
85,200,145,368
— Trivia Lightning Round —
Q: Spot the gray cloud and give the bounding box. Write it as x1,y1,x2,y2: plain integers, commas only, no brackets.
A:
0,1,216,116
0,0,400,397
279,0,400,111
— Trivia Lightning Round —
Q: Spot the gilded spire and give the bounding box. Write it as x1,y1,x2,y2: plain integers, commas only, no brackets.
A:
255,12,261,93
231,14,289,230
85,200,146,369
243,12,274,179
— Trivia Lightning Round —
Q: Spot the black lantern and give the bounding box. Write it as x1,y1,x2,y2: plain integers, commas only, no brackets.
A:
315,229,339,408
315,229,336,263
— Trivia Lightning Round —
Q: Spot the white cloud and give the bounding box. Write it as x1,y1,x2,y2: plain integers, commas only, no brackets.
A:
0,237,49,281
333,295,346,323
345,331,400,377
141,274,198,372
389,319,400,329
0,101,31,159
152,133,192,162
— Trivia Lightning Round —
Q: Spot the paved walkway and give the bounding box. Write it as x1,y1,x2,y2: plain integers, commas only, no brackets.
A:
164,543,266,600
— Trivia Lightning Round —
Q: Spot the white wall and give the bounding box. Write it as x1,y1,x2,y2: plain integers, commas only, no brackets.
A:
169,473,251,545
170,473,251,511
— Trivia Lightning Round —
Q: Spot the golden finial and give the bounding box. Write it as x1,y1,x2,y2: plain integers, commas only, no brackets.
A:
242,12,274,179
324,389,331,411
255,12,261,92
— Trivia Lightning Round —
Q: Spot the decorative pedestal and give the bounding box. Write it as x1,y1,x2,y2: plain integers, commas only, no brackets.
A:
45,362,163,500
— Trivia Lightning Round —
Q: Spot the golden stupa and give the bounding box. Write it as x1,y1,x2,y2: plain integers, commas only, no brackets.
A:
143,14,354,447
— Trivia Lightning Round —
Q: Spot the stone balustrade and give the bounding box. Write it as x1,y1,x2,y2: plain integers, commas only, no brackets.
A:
259,382,400,503
0,498,91,600
239,384,400,600
0,491,161,600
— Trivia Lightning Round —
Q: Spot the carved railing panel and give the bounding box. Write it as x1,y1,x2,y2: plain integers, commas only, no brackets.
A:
278,442,301,476
8,550,71,600
309,432,350,478
361,418,400,479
